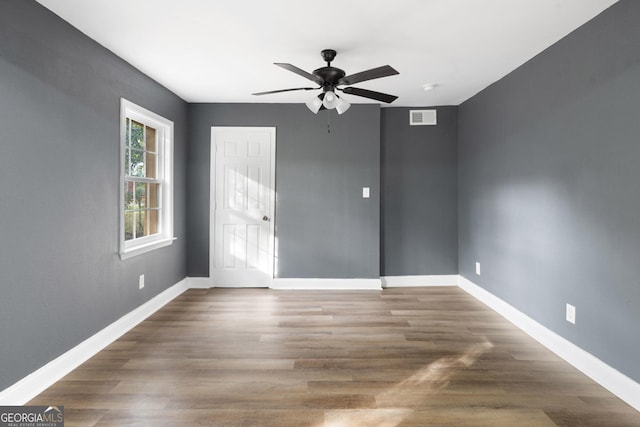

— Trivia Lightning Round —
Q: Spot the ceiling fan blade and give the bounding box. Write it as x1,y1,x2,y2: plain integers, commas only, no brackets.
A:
340,87,398,103
338,65,399,86
252,87,318,96
274,63,324,85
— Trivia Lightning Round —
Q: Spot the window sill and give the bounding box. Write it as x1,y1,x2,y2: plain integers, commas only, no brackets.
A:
119,237,176,260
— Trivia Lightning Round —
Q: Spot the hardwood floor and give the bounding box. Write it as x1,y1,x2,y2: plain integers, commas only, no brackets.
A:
29,287,639,426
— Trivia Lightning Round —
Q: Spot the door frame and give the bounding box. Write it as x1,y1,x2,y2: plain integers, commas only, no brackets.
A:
209,126,277,287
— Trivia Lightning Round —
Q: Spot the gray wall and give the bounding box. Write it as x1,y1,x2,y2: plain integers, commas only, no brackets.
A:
381,107,458,276
188,104,381,279
459,0,640,382
0,1,188,391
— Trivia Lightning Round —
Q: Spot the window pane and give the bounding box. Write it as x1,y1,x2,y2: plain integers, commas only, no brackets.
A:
136,210,146,237
125,149,130,176
135,182,146,209
129,149,145,177
145,152,157,179
148,183,160,208
126,118,130,148
124,181,135,210
124,211,134,241
148,209,159,235
146,126,157,153
130,120,144,150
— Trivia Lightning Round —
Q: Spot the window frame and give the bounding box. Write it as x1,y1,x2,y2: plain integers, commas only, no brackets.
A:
119,98,175,260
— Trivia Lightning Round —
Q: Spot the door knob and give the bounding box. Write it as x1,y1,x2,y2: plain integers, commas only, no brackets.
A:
262,215,270,221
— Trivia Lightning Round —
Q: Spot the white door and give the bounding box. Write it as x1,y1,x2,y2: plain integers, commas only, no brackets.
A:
210,127,276,287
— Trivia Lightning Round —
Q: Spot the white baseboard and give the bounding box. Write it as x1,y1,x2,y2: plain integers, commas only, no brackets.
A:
382,275,458,287
187,277,211,289
458,275,640,412
0,278,191,406
270,278,382,290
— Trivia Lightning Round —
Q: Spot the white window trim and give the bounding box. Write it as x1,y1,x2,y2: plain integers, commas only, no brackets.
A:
119,98,175,260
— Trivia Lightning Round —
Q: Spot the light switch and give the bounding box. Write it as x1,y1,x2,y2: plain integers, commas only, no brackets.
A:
362,187,370,199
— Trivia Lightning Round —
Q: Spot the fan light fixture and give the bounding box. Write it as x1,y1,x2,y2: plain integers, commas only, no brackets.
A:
307,92,351,115
336,97,351,115
322,91,339,109
305,96,323,114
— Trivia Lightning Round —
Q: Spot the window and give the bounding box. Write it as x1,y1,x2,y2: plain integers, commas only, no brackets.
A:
120,99,174,259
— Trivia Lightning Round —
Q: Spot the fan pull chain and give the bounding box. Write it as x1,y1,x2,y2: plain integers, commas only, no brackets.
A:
327,110,331,134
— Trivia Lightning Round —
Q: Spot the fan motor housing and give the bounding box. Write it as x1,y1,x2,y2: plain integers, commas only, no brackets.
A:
313,66,345,89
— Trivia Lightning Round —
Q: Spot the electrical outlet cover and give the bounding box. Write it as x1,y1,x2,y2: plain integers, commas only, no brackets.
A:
566,303,576,324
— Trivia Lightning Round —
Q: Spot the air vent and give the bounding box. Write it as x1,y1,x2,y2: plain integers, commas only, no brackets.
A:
410,109,437,126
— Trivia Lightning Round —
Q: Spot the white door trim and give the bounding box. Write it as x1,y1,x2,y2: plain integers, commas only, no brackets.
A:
209,127,276,287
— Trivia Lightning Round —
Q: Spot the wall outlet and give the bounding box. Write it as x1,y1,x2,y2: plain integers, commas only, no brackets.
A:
139,274,145,290
566,303,576,324
362,187,370,199
475,262,481,275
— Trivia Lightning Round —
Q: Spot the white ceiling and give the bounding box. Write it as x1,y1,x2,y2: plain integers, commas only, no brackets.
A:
36,0,617,106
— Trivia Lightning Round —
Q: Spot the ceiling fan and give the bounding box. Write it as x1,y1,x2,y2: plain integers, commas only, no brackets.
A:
252,49,399,114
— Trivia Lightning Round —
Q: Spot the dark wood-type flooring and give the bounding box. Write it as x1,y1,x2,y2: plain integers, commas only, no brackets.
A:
30,287,640,426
